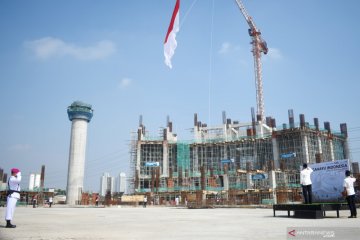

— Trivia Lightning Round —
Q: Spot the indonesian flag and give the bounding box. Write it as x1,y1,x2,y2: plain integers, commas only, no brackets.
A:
164,0,180,69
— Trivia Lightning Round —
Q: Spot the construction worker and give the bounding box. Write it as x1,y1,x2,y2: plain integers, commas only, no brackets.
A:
5,168,21,228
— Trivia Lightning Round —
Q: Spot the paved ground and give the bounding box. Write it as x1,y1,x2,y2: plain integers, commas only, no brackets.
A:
0,205,359,240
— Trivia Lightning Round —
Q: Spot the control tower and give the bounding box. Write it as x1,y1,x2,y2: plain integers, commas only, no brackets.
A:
66,101,93,205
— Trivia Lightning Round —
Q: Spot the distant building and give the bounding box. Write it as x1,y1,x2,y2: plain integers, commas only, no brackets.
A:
116,172,127,193
1,173,7,191
29,173,41,191
0,168,5,191
100,172,115,196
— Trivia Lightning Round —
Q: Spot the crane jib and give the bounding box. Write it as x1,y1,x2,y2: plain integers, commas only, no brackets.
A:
235,0,267,123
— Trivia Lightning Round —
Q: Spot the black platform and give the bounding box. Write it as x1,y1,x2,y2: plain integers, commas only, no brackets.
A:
273,203,350,219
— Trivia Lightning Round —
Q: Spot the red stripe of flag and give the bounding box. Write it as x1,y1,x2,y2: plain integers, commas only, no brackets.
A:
164,0,180,44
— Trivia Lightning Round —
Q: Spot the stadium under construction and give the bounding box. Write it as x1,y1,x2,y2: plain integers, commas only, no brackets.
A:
129,110,359,206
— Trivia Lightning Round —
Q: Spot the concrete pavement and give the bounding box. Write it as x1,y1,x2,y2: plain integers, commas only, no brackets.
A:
1,205,359,240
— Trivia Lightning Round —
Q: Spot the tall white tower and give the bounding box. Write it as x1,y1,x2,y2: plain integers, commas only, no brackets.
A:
66,101,93,205
29,174,35,191
116,172,127,193
100,172,110,196
100,172,115,196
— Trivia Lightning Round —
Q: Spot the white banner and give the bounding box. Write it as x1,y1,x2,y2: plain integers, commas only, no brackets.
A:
309,159,350,202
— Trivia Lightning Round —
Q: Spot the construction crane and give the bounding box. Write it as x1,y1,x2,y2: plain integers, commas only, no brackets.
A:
235,0,268,123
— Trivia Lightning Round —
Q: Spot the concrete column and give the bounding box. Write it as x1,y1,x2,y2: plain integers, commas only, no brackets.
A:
269,170,277,204
340,123,350,159
194,145,199,174
301,134,310,163
317,137,322,158
223,174,229,191
246,173,253,189
329,139,335,161
162,141,169,177
272,137,280,169
256,123,264,137
66,119,88,205
344,140,350,160
136,141,142,190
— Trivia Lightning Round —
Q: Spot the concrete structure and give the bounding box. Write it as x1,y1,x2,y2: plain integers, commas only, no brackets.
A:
29,174,35,190
116,172,127,193
66,101,93,205
100,172,109,196
0,172,7,191
129,110,351,205
29,173,41,191
0,168,5,191
100,172,115,196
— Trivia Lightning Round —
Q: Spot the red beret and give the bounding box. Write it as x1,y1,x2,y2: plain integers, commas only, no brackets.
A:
11,168,20,174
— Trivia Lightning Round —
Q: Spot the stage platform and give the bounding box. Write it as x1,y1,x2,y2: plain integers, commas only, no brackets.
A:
273,203,350,219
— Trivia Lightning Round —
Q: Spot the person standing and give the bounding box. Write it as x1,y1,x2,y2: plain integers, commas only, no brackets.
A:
95,195,99,207
5,168,21,228
343,170,357,218
32,195,37,208
48,196,53,208
143,196,147,208
25,194,29,207
300,163,313,204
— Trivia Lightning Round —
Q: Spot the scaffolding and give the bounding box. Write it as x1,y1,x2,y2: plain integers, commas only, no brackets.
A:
129,110,354,206
128,131,137,194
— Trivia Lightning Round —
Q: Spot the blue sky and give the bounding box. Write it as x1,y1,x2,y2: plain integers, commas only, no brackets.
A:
1,0,360,192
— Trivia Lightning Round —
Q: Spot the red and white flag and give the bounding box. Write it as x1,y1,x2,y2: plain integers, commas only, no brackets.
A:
164,0,180,69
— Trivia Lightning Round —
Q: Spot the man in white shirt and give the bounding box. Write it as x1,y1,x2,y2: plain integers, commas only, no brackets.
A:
343,170,357,218
5,168,21,228
143,196,147,208
300,163,313,204
48,196,53,208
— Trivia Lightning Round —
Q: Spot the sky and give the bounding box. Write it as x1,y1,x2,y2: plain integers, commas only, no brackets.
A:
1,0,360,193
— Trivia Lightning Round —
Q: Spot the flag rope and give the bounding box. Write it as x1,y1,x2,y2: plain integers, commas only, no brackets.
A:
208,0,215,127
179,0,198,29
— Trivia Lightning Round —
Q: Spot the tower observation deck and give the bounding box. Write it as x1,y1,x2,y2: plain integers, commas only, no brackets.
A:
67,101,93,122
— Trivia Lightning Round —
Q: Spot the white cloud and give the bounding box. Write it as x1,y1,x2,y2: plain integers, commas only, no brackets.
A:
9,144,31,151
25,37,116,60
219,42,231,54
218,42,242,55
267,47,283,60
118,78,132,89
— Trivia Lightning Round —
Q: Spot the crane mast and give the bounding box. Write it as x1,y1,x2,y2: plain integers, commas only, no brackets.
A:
235,0,268,123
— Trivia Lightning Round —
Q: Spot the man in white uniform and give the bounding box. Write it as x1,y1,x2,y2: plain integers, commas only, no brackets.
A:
300,163,313,204
5,168,21,228
343,170,357,218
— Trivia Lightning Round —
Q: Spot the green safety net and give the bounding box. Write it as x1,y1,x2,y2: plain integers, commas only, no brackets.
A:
176,142,190,175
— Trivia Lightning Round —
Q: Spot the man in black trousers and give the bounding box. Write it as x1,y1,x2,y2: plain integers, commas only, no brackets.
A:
343,170,357,218
300,163,313,204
